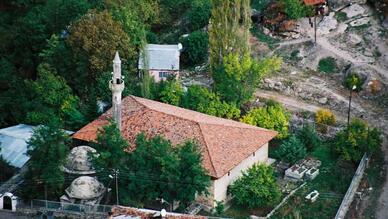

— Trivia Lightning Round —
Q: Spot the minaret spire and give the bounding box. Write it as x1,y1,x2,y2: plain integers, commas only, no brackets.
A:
109,51,124,131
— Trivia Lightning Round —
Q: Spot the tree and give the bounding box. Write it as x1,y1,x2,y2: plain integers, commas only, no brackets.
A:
186,0,212,31
159,79,184,106
92,121,130,185
276,135,307,163
0,144,16,183
344,74,364,91
22,124,69,199
181,85,240,119
333,119,382,163
209,0,251,71
315,109,336,133
296,124,321,152
181,31,209,66
282,0,313,19
66,10,135,84
229,163,281,209
25,63,84,129
241,103,290,139
122,133,210,206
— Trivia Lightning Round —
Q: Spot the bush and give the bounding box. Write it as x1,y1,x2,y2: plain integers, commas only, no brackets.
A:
296,124,321,152
251,0,270,11
315,109,336,133
241,103,290,139
282,0,314,19
230,163,281,209
318,57,337,73
276,135,307,163
344,74,364,91
186,0,211,31
181,85,240,119
181,31,209,66
159,79,184,106
333,119,382,162
335,12,348,22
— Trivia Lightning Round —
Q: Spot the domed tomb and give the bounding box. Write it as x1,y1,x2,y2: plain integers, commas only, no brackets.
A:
63,145,97,175
60,176,106,205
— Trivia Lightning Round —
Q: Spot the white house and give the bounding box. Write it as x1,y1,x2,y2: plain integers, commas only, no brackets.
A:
138,44,183,82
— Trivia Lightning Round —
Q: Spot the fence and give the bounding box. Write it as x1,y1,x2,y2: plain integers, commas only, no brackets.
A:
334,153,369,219
17,199,112,215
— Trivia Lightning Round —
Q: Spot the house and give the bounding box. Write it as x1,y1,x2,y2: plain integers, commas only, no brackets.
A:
138,44,183,82
73,53,277,208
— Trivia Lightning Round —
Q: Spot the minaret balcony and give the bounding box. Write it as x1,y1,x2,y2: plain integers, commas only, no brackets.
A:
109,80,125,92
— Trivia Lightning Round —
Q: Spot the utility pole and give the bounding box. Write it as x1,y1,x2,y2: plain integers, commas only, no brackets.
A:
347,85,357,127
115,169,119,205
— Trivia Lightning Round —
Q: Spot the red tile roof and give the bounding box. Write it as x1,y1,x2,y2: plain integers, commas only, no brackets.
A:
73,96,277,178
303,0,326,5
110,206,207,219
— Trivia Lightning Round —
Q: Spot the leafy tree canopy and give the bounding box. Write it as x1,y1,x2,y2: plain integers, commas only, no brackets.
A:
23,124,70,199
159,79,185,106
276,135,307,163
230,163,281,209
241,103,290,139
296,124,321,152
181,31,209,66
333,119,382,162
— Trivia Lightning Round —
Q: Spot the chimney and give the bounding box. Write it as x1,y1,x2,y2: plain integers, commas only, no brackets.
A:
109,51,124,131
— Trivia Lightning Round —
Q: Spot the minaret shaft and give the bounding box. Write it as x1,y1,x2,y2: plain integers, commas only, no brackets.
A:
109,51,124,131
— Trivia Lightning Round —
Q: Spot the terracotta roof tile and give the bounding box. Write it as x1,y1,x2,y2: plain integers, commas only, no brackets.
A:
303,0,326,5
73,96,277,178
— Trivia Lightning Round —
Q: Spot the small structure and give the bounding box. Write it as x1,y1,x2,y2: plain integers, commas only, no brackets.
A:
62,145,97,175
60,176,105,205
285,164,308,181
138,44,183,82
305,167,319,180
305,190,319,202
0,193,18,211
285,158,321,181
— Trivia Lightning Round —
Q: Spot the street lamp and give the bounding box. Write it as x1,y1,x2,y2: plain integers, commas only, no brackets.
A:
110,169,119,205
347,85,357,127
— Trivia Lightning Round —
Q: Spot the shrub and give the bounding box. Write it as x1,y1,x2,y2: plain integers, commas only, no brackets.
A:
315,109,336,133
181,31,209,66
333,119,382,162
241,103,290,139
344,74,364,91
335,12,348,22
159,79,184,106
229,164,281,209
276,135,307,163
282,0,314,19
296,124,321,152
186,0,211,31
318,57,337,73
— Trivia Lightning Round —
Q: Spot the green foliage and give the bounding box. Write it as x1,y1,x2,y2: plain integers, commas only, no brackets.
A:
276,135,307,163
23,124,69,199
213,53,282,105
333,119,382,162
214,201,225,216
181,31,209,66
344,74,364,91
0,144,17,183
186,0,211,31
159,79,184,106
315,109,336,125
318,57,337,74
296,124,321,152
209,0,251,72
282,0,314,19
25,63,84,129
230,163,281,209
122,133,210,206
241,103,290,139
67,9,135,84
92,121,130,179
182,85,241,119
335,11,348,22
251,0,270,11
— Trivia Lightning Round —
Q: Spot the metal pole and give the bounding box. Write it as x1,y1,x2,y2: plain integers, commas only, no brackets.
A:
314,15,317,44
45,184,48,208
347,89,352,127
115,169,119,205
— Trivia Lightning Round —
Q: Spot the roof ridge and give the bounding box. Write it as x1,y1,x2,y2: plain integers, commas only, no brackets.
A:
197,123,218,178
129,95,269,130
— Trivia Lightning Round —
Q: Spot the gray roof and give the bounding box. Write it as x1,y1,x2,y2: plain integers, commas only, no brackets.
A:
138,44,182,71
0,124,73,168
0,124,35,168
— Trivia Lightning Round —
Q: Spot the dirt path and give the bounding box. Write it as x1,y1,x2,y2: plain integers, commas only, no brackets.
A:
377,137,388,219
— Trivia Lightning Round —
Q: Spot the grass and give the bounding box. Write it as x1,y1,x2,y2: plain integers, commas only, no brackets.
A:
318,57,337,74
271,143,356,219
251,26,280,49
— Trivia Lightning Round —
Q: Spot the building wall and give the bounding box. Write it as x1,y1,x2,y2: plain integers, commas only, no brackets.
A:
211,143,269,206
149,70,179,82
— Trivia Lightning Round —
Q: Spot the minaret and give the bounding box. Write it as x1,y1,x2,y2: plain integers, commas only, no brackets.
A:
109,51,124,131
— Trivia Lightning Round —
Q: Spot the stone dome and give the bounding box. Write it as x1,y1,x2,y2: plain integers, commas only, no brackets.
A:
63,145,97,175
65,176,105,200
